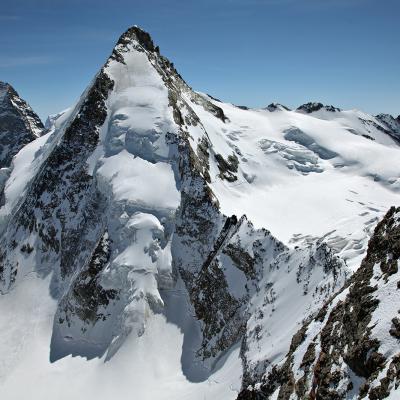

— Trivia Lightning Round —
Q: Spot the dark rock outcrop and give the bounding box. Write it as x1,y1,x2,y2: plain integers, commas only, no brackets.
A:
296,102,340,114
0,81,43,168
265,103,290,112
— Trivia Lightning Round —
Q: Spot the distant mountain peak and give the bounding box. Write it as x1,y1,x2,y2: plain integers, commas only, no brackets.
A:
0,80,43,168
265,102,291,112
0,81,12,93
296,101,341,113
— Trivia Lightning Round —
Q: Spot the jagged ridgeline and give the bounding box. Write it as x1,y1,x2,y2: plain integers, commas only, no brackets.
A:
0,26,399,400
239,207,400,399
0,82,43,169
0,81,44,199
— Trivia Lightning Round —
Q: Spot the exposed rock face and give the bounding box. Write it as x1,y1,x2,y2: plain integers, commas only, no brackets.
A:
296,102,341,114
238,207,400,399
376,113,400,142
0,81,43,168
0,70,113,289
265,103,290,112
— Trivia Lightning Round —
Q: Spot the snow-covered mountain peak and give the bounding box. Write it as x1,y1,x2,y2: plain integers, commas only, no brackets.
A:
0,80,44,169
0,81,12,99
265,102,291,112
0,81,17,100
0,81,44,136
0,26,399,400
113,25,159,55
296,101,341,114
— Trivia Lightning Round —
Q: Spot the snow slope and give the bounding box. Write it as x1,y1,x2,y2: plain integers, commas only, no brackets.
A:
240,207,400,399
0,273,242,400
190,98,400,269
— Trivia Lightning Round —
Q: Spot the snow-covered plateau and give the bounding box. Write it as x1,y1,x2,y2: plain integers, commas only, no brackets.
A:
0,27,399,399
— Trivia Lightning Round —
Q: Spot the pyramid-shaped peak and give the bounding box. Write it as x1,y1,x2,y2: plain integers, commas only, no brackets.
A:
0,81,44,167
0,81,12,90
0,81,11,90
0,81,37,109
115,26,159,53
0,81,18,100
107,26,164,67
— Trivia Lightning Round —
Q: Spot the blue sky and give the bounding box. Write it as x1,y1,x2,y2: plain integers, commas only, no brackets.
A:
0,0,399,121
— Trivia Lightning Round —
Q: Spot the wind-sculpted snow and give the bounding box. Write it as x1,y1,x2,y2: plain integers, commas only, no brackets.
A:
96,150,180,208
0,26,399,400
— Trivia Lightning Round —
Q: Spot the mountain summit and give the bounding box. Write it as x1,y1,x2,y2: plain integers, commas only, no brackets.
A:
0,81,43,168
0,27,399,400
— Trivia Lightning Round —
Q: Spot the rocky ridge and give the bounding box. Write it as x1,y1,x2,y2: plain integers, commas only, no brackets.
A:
239,207,400,399
0,81,43,169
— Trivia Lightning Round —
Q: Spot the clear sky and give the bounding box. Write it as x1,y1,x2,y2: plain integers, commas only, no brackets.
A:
0,0,399,121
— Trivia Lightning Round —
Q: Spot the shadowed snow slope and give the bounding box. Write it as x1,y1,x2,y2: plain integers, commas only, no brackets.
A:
0,26,399,400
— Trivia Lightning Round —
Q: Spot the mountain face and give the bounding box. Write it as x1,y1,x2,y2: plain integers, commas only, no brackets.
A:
0,81,43,169
0,27,399,400
239,206,400,399
376,114,400,142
